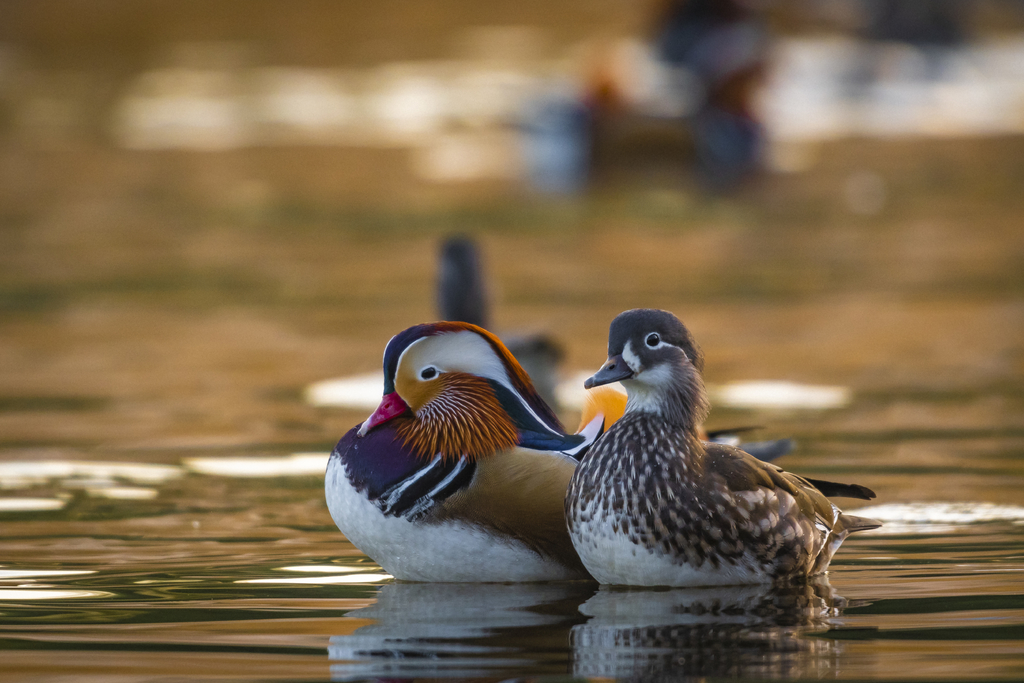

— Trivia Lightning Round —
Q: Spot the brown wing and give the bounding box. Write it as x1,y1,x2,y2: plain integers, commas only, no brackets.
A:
703,443,870,520
701,442,845,574
434,448,587,576
702,442,881,574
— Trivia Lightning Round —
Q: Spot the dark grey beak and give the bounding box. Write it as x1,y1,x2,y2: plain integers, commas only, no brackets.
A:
584,354,634,389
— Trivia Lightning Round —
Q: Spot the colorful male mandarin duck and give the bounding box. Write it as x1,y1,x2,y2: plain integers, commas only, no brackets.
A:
565,309,880,586
325,321,606,582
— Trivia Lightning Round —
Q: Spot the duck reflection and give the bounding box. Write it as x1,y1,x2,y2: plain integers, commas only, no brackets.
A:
328,581,595,680
328,578,846,681
571,577,843,680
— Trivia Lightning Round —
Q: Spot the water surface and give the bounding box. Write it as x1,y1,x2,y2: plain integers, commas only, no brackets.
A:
1,418,1022,682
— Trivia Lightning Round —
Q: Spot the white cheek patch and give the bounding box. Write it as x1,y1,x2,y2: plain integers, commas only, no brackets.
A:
619,337,681,416
622,338,676,388
621,340,642,373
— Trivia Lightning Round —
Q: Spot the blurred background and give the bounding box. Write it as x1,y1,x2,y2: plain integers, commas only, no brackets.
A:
2,3,1024,680
1,0,1023,463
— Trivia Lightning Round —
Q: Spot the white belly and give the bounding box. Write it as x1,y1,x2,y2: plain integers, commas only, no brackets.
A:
325,456,580,582
570,510,768,587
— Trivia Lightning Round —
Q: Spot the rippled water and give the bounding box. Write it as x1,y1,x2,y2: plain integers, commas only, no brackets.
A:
2,111,1023,681
1,420,1022,682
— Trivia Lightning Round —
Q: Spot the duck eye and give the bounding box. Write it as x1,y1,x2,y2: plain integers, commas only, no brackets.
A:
420,366,438,380
645,333,660,348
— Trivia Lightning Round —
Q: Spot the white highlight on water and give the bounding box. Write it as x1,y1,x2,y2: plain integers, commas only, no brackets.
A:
852,502,1024,535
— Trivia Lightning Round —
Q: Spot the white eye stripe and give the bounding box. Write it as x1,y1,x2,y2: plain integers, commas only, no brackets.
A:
397,330,563,436
644,332,678,350
644,334,672,351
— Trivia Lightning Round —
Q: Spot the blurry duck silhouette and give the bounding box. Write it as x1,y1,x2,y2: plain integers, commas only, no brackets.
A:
566,309,880,586
653,0,770,189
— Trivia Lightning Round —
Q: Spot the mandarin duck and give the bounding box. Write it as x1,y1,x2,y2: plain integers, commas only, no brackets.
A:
565,309,881,586
325,321,606,582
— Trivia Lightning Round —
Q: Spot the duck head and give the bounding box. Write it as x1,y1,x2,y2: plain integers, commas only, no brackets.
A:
358,322,563,460
585,309,709,429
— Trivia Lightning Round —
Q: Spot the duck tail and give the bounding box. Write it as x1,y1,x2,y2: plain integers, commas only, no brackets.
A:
839,513,883,534
806,478,876,500
813,511,883,575
576,384,627,435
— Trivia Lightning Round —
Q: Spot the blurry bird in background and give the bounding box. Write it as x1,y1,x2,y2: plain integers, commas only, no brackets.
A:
850,0,972,93
861,0,967,50
652,0,769,189
437,236,490,330
521,1,772,195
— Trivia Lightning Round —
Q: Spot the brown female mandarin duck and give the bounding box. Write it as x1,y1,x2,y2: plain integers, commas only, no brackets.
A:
566,309,880,586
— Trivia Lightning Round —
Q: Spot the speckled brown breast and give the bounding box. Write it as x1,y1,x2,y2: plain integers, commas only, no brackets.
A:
567,413,830,579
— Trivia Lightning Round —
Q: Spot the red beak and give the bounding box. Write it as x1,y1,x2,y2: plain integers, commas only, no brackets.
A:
357,392,410,436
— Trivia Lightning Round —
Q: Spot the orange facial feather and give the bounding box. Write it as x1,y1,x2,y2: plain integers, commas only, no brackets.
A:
396,373,519,461
577,384,627,433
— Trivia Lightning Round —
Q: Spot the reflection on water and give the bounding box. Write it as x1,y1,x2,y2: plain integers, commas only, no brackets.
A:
0,589,115,600
0,460,182,487
852,502,1024,536
329,582,593,679
325,580,848,680
241,573,392,586
572,580,841,679
0,569,95,579
0,497,66,511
